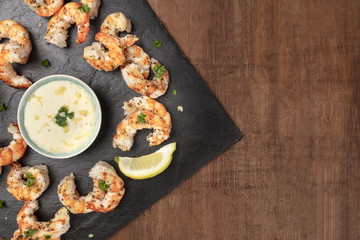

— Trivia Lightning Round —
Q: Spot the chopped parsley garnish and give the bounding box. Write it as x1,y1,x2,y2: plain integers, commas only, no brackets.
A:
67,111,74,119
24,172,36,187
152,64,165,78
24,228,37,237
55,106,75,127
78,4,91,13
99,180,109,192
45,235,52,239
153,40,162,48
137,112,147,124
0,103,6,112
172,89,177,95
41,59,51,67
0,200,4,210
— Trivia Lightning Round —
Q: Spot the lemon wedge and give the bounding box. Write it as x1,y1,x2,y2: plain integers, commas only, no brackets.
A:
114,142,176,179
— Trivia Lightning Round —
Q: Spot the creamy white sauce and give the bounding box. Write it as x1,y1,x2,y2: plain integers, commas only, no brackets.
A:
24,81,96,154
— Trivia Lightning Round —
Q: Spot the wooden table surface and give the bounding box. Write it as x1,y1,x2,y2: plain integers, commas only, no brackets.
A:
111,0,360,239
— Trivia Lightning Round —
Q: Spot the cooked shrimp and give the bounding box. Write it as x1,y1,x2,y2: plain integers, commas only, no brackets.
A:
0,123,27,167
81,0,101,20
57,173,104,214
23,0,64,17
7,163,50,201
123,45,150,78
44,2,90,48
0,63,32,89
0,20,32,64
113,96,172,151
100,12,138,48
83,33,138,71
58,161,125,213
83,11,138,71
100,12,131,37
121,58,170,98
0,20,32,88
12,229,61,240
123,96,171,123
83,32,125,71
113,110,170,151
86,161,125,212
17,200,70,239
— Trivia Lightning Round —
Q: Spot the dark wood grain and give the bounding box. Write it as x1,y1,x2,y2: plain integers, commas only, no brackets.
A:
111,0,360,239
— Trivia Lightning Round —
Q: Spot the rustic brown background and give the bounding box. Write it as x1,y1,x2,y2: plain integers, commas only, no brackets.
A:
111,0,360,239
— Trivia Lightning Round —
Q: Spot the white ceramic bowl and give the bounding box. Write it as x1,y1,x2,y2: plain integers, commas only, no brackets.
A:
18,75,102,159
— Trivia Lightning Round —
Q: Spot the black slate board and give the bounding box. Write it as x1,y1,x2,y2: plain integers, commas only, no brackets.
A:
0,0,242,239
